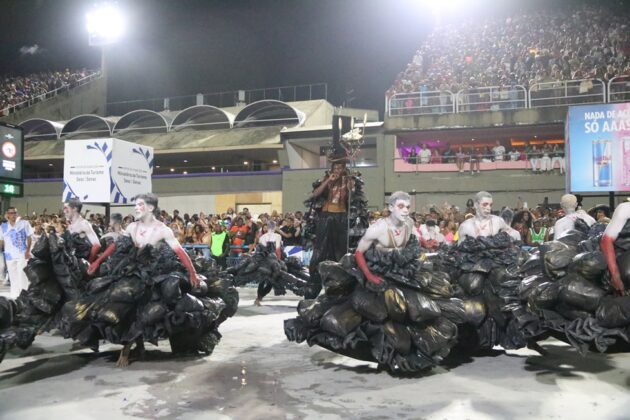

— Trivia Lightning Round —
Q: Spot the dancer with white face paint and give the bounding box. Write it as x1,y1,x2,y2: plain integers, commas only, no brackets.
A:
125,194,201,287
63,198,101,262
118,194,203,367
553,193,596,239
355,191,417,287
457,191,521,243
601,201,630,295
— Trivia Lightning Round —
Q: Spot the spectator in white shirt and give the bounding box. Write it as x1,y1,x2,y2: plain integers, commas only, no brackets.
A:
509,148,521,161
0,207,33,298
492,140,506,161
419,143,432,164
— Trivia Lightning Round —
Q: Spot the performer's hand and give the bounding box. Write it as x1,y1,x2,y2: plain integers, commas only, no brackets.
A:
611,274,625,296
190,273,202,288
365,272,384,286
87,261,99,276
25,250,31,260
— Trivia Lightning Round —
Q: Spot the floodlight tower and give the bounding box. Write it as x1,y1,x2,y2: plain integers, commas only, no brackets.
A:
86,2,126,114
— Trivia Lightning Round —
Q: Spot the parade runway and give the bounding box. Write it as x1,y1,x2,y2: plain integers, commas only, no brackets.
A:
1,286,629,420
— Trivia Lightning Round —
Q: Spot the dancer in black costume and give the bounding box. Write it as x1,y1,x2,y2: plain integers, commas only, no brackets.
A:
286,192,459,372
0,195,238,366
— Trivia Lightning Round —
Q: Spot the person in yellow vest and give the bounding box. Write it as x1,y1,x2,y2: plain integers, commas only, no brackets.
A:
527,218,549,246
209,223,230,269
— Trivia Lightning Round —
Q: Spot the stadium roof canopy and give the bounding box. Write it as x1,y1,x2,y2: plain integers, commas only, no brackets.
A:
233,100,305,128
19,118,64,141
61,114,115,139
113,109,170,135
171,105,233,131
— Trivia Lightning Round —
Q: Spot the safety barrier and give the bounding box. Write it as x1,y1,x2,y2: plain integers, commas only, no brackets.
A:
608,75,630,103
456,85,527,113
387,78,622,117
529,79,605,108
387,90,455,117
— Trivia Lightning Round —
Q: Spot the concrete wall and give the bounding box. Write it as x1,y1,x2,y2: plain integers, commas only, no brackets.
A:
384,107,568,131
12,171,283,215
0,77,107,124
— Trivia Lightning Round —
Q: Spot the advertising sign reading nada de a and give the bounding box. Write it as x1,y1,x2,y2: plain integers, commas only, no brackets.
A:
63,138,154,204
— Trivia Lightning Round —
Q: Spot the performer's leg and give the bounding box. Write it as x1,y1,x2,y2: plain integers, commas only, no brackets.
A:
116,342,133,367
333,213,349,261
133,337,146,359
255,281,273,306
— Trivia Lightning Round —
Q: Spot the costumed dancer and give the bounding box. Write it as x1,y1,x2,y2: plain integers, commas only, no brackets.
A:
253,220,283,306
553,194,596,239
302,140,369,299
60,194,237,367
63,198,101,263
285,192,459,372
433,191,530,352
229,219,310,304
503,198,630,354
306,155,354,299
457,191,521,243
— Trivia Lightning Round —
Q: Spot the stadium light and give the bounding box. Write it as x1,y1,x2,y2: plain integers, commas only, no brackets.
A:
86,3,126,46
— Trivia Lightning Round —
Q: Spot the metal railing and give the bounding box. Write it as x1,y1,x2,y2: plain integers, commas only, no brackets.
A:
529,79,605,108
386,78,625,117
456,85,527,112
0,71,102,117
387,90,455,117
106,83,328,116
608,75,630,103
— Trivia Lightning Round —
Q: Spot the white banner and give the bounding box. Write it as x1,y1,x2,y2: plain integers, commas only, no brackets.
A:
63,138,153,204
109,139,154,204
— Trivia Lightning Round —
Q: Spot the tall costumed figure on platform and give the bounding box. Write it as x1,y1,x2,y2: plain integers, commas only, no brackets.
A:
303,115,369,299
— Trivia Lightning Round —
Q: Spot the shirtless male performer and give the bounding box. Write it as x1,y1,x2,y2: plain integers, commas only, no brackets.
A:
63,198,101,262
601,201,630,295
457,191,521,243
553,193,596,239
355,191,417,288
116,193,202,367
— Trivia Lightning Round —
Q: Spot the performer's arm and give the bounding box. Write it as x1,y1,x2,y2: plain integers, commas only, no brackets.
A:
354,228,383,285
165,228,200,287
310,175,331,199
83,220,101,262
274,235,283,259
601,203,630,294
87,241,116,275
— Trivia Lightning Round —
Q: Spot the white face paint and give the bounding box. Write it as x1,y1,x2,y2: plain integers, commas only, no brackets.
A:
390,199,411,223
134,198,151,220
63,204,75,221
476,197,493,218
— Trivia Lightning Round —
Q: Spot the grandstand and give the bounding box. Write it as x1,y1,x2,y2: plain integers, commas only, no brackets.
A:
3,3,629,215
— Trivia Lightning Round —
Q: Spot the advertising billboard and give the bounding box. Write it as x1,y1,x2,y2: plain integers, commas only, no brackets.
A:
63,138,154,204
566,102,630,193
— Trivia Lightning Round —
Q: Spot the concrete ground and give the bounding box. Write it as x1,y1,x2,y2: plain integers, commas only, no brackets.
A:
1,285,629,420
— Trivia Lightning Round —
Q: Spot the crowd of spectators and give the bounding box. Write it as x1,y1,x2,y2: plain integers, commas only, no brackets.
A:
6,194,612,277
401,141,566,174
0,68,98,115
387,5,630,102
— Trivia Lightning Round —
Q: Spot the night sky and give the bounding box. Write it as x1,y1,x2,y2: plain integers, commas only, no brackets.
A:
0,0,614,113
